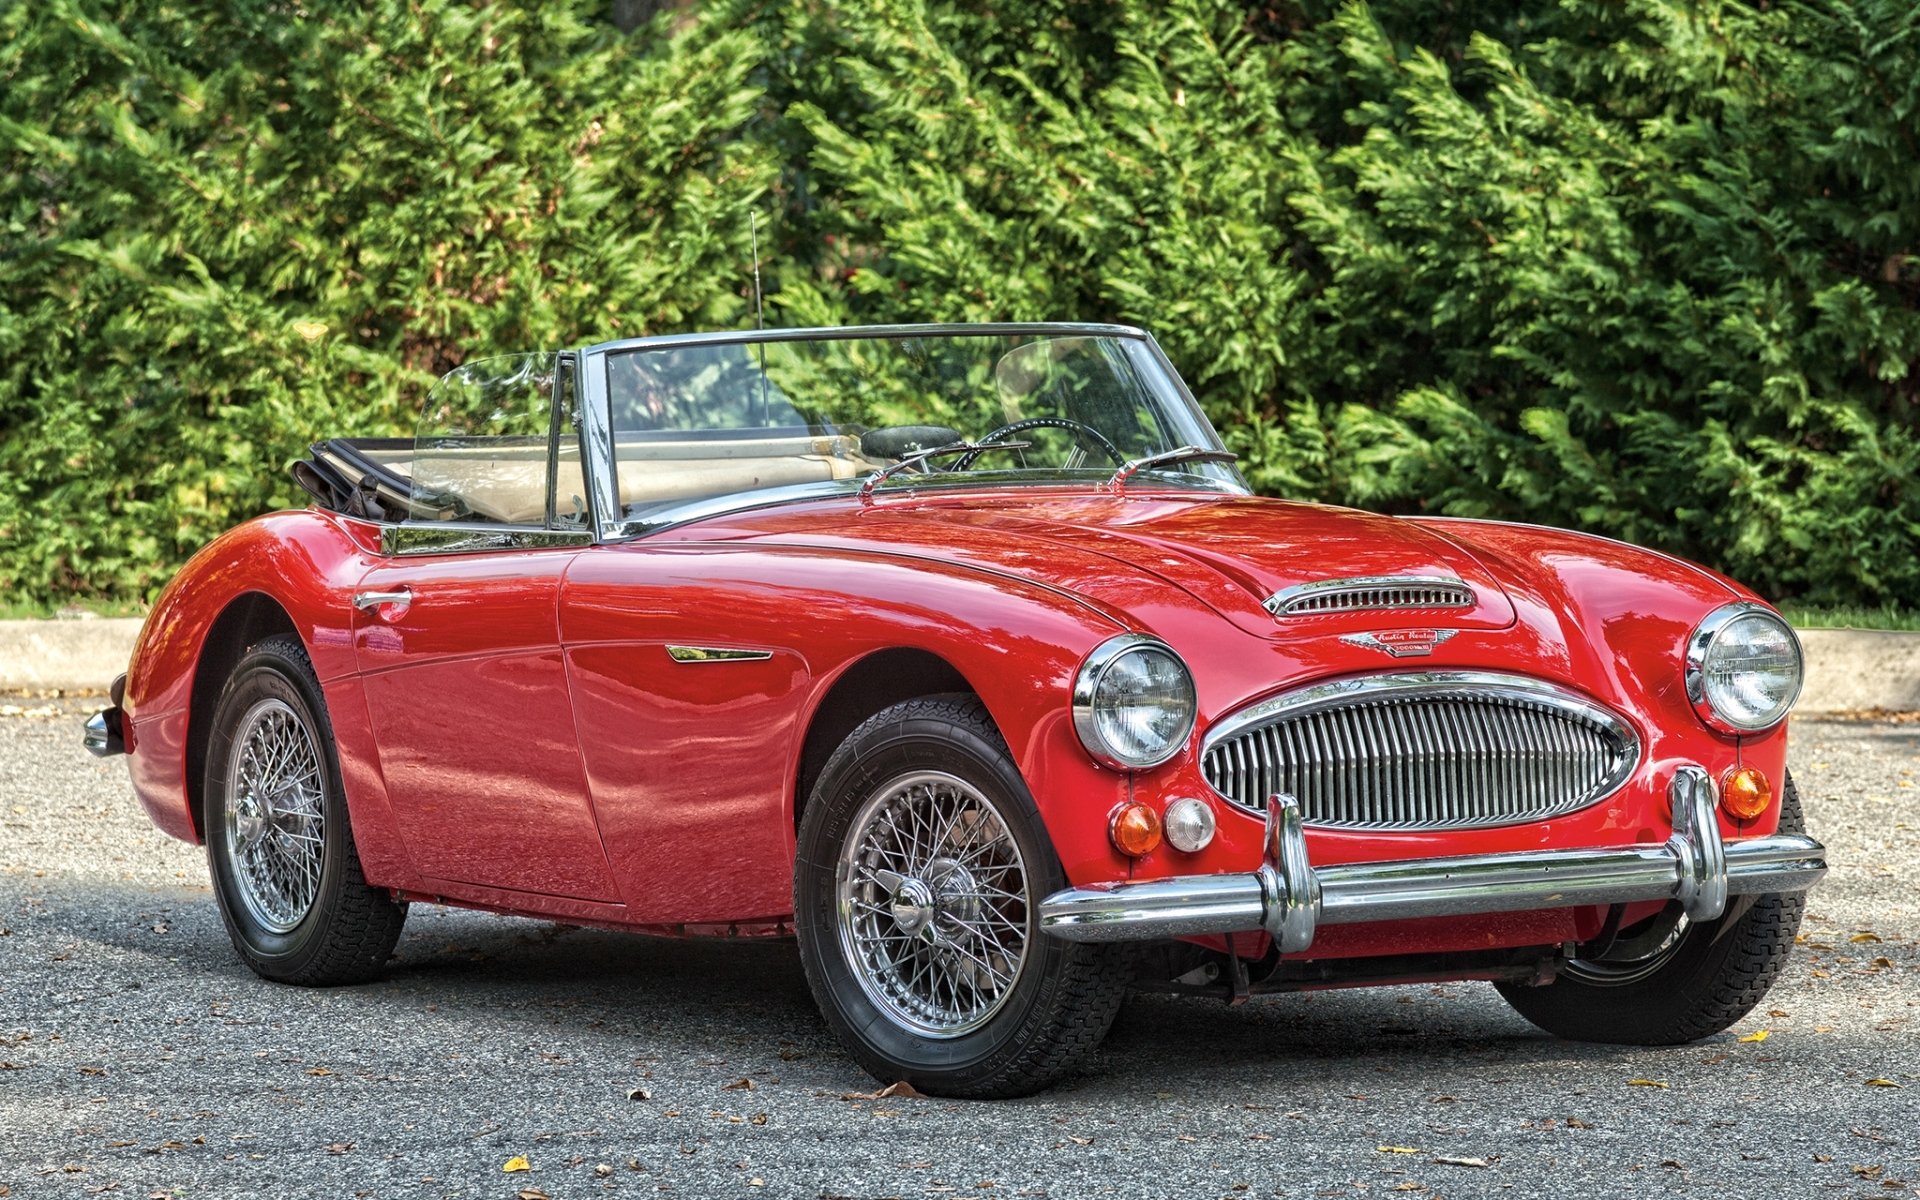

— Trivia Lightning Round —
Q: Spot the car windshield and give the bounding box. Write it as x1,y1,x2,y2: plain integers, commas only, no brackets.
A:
597,328,1244,523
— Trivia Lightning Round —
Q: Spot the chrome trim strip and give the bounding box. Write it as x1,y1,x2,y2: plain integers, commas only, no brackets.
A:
666,645,775,663
584,321,1150,359
1039,767,1827,948
1684,601,1804,734
1264,575,1475,617
381,524,594,557
1203,671,1630,755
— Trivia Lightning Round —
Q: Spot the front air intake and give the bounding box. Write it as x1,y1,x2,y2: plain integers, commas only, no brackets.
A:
1201,672,1640,831
1265,575,1476,618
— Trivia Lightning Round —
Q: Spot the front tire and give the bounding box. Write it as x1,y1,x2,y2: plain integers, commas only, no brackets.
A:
204,634,406,985
1496,773,1809,1044
794,696,1130,1098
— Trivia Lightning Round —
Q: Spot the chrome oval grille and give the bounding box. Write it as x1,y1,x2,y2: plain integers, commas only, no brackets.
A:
1201,672,1640,830
1265,575,1475,617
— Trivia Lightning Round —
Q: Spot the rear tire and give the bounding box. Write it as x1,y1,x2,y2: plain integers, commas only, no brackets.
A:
1496,773,1808,1044
204,634,406,985
794,695,1130,1098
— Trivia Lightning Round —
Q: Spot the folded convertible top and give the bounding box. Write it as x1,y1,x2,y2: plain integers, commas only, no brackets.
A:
290,438,424,522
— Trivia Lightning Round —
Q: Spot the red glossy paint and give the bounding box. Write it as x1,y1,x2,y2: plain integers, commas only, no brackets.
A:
117,481,1789,968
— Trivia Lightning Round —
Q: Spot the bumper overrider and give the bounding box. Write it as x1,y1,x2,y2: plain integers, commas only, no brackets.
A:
1039,766,1827,954
83,674,128,758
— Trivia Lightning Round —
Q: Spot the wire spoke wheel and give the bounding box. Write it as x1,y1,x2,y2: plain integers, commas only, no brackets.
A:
835,770,1033,1038
221,697,326,934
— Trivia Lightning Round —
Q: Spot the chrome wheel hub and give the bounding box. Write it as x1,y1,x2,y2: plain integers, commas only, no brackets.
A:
221,697,327,934
887,876,937,937
836,771,1033,1038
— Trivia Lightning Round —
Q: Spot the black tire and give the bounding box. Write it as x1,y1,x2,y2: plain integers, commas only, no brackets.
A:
1496,773,1809,1044
793,695,1131,1099
203,634,406,985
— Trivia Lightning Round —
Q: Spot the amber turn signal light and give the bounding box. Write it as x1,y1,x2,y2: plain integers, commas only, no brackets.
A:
1110,802,1163,857
1722,766,1773,822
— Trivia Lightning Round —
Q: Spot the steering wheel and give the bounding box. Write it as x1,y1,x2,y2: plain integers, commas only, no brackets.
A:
955,418,1128,470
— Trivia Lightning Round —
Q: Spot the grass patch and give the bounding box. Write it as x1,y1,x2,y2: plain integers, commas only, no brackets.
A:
1781,603,1920,632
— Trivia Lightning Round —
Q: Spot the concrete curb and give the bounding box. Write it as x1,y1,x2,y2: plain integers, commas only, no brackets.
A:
1796,628,1920,714
2,617,1916,713
0,618,144,694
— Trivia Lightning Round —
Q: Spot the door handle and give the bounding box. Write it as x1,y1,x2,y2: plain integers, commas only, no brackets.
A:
352,588,412,617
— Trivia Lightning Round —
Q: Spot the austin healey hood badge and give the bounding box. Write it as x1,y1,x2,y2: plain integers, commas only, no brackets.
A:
1340,628,1459,658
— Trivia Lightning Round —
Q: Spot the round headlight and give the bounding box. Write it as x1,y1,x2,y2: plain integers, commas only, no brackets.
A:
1685,603,1803,733
1072,634,1197,770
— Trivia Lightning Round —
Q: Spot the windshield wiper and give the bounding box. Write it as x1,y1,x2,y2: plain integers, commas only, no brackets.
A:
1107,445,1240,492
858,440,1033,500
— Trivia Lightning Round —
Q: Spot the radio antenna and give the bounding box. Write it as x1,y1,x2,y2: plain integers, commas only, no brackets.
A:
750,210,771,425
750,210,766,332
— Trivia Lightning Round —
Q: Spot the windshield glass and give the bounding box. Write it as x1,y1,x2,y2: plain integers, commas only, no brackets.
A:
597,329,1241,522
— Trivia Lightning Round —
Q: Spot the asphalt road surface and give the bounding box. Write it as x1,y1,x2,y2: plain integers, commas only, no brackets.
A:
3,701,1916,1200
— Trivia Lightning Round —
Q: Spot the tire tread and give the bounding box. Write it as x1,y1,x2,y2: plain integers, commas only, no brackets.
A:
796,694,1130,1099
208,634,406,986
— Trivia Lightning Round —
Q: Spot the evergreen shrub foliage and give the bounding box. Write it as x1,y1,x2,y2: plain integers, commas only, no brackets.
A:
3,0,1916,605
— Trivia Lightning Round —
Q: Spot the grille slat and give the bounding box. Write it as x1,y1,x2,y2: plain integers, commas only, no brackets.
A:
1202,675,1639,832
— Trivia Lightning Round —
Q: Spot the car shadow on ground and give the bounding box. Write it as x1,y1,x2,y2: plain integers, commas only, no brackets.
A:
9,876,1729,1104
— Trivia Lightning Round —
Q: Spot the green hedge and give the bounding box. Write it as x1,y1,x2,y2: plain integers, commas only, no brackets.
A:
4,0,1916,606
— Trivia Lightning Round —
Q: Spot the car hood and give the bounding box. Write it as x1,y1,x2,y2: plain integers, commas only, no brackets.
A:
694,490,1516,638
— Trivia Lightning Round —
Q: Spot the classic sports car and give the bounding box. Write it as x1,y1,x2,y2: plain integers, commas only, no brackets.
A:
87,323,1827,1098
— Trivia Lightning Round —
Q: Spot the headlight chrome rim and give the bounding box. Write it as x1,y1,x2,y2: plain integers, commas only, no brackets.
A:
1072,633,1197,771
1685,602,1803,734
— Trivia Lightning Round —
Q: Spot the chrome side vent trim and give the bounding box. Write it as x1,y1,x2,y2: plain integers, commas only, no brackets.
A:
1265,575,1475,618
1201,672,1640,831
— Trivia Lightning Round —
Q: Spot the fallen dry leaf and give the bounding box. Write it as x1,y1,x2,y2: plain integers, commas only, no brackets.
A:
1432,1156,1489,1168
1739,1031,1771,1043
1376,1145,1422,1154
1851,933,1884,944
1627,1079,1670,1089
844,1080,923,1100
502,1155,531,1173
304,1067,332,1077
1866,1079,1903,1089
724,1077,755,1091
517,1189,550,1200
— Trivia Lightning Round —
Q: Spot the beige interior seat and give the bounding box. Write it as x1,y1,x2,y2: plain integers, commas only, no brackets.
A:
334,434,884,526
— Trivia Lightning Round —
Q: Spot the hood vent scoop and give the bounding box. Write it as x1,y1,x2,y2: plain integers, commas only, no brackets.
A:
1265,575,1476,618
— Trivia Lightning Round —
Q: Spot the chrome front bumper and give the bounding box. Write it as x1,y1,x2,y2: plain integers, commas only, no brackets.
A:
1039,766,1827,954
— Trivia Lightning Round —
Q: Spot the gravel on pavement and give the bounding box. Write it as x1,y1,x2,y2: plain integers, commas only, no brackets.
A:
2,701,1916,1199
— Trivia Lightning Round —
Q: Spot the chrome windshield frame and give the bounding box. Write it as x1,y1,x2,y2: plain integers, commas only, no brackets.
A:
572,322,1246,543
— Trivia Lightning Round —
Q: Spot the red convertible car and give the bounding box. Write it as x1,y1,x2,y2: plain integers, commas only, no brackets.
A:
87,323,1826,1097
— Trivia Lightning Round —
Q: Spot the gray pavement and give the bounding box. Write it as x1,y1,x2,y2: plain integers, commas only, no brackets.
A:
1,702,1916,1199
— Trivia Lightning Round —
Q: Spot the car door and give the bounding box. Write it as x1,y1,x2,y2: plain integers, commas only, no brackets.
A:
351,352,619,903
